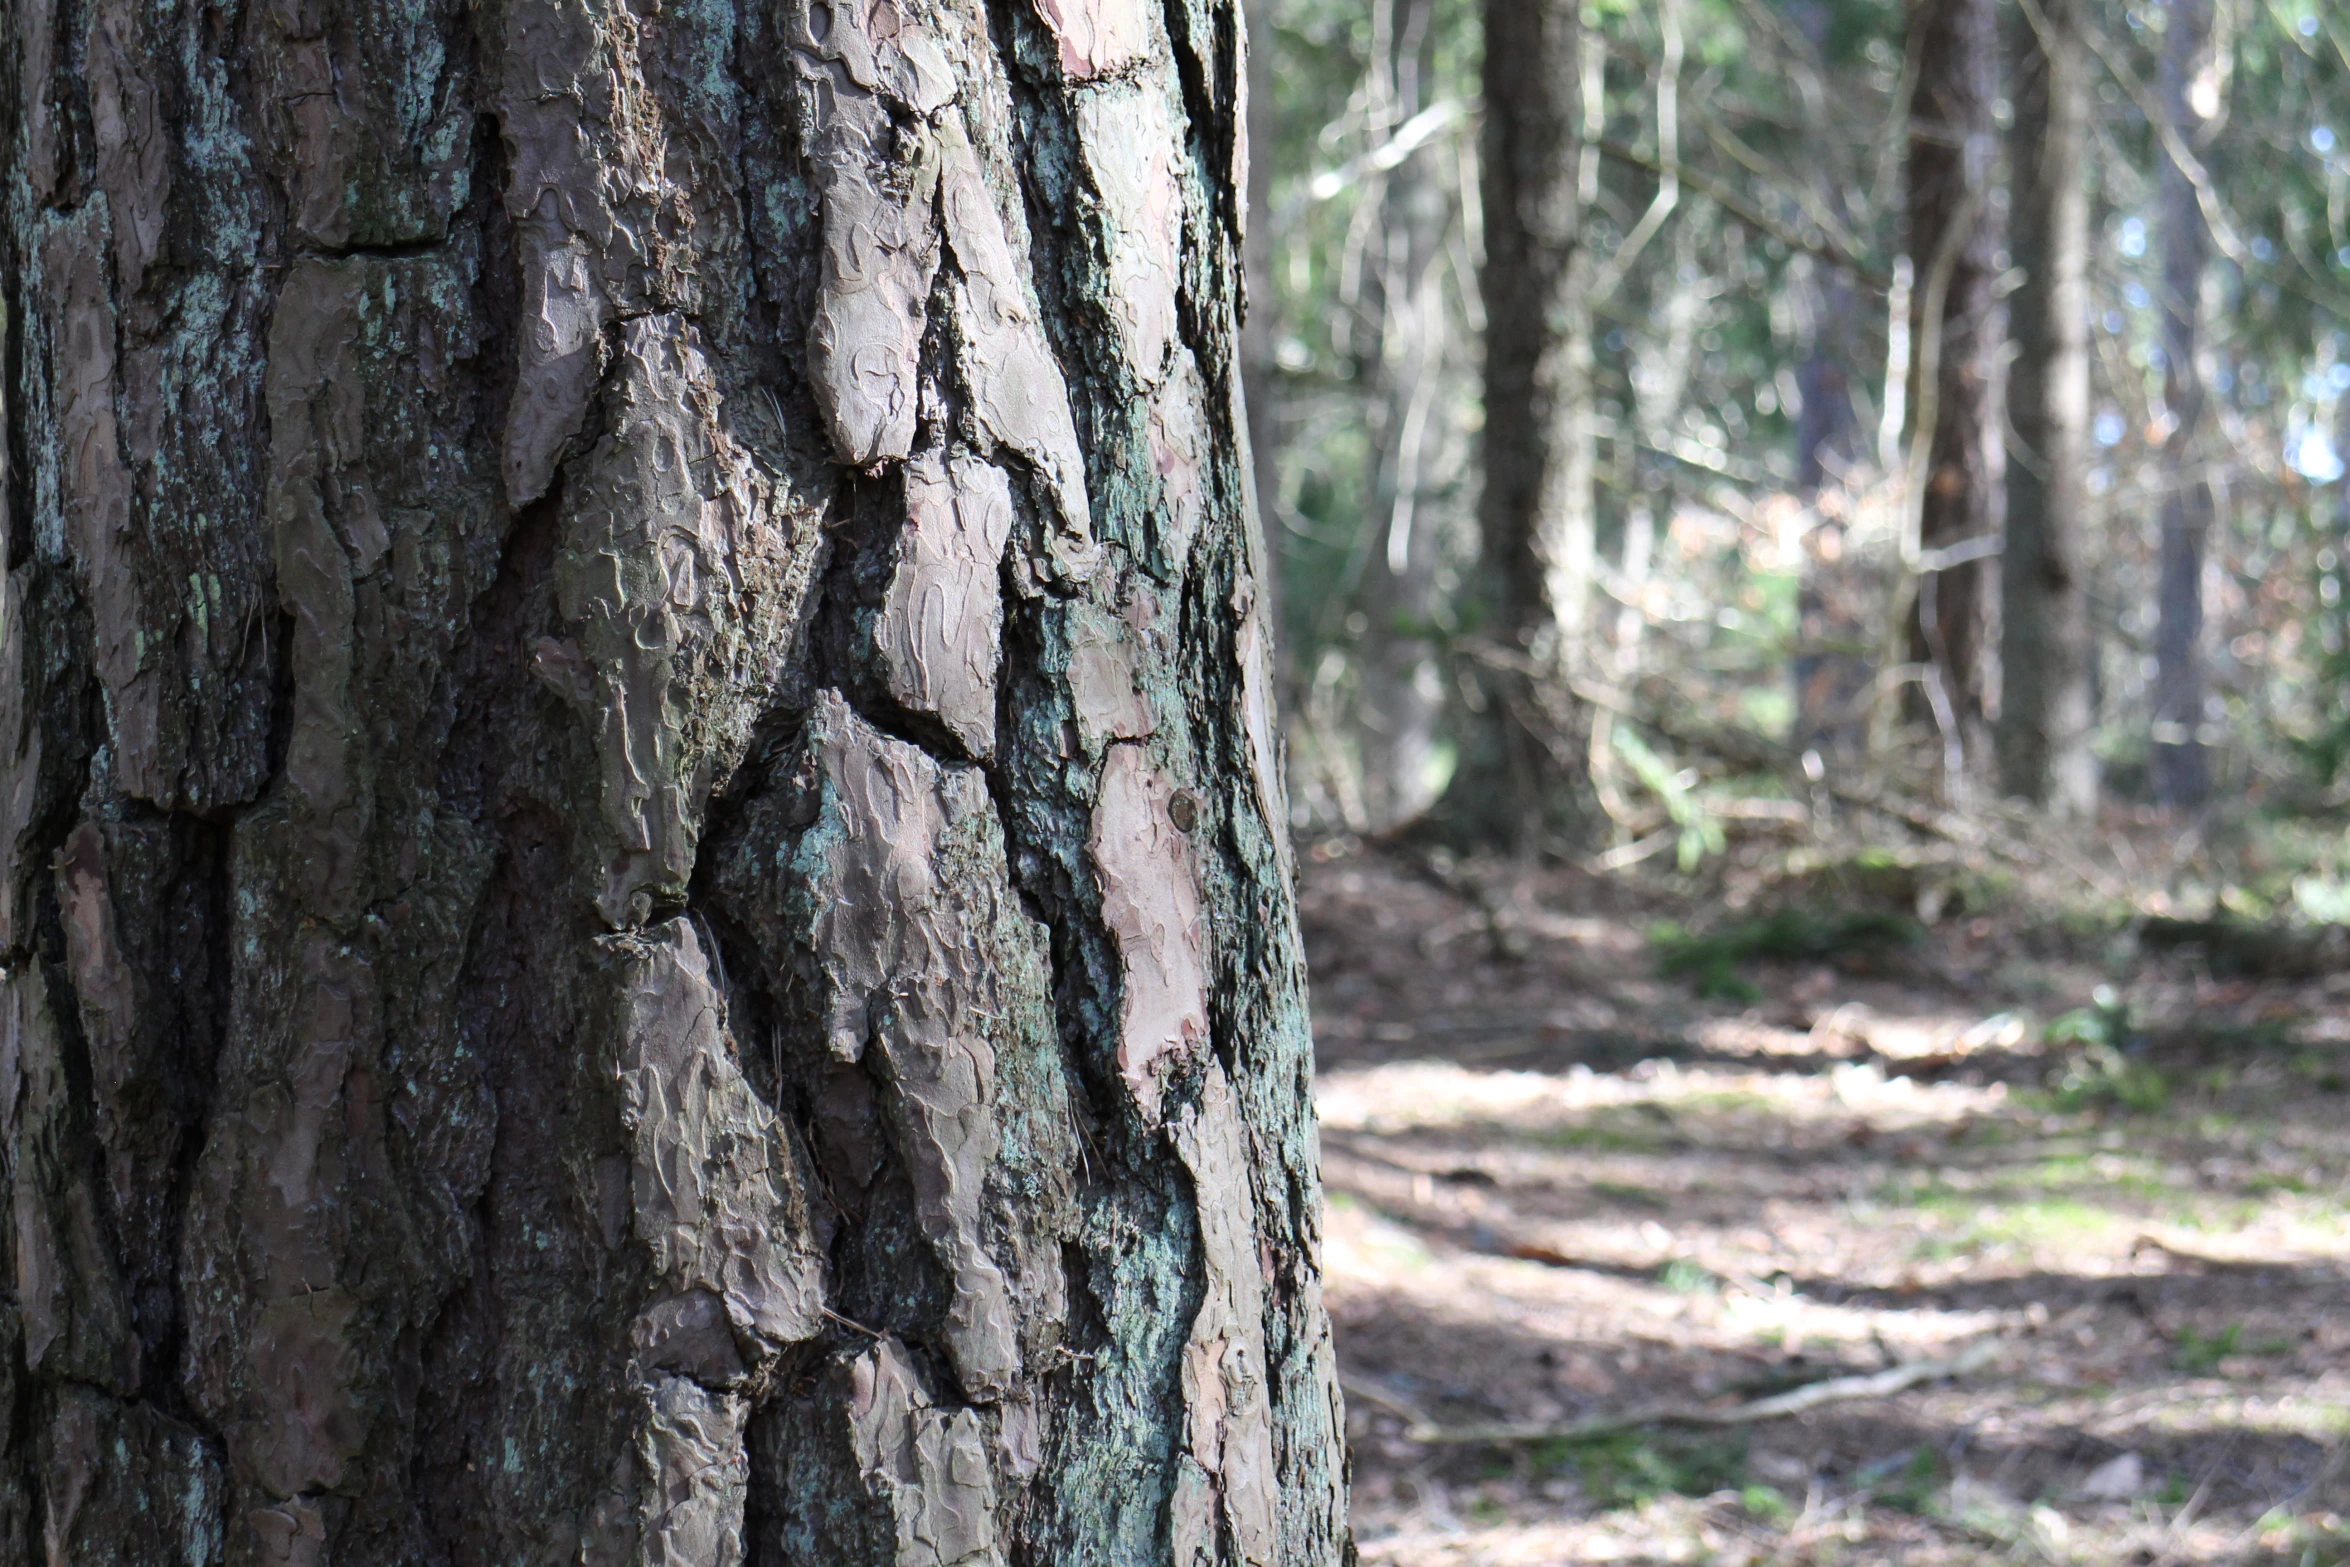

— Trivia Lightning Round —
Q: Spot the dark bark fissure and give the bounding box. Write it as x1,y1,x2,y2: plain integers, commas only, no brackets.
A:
1158,0,1246,251
295,238,454,263
116,809,234,1413
5,235,31,572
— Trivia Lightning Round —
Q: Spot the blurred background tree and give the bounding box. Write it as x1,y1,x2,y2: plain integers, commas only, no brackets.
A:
1248,0,2350,887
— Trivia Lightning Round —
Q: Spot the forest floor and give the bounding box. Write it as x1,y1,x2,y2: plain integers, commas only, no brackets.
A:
1302,828,2350,1566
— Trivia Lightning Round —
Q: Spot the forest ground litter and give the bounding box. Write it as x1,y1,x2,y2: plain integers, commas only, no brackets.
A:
1306,835,2350,1566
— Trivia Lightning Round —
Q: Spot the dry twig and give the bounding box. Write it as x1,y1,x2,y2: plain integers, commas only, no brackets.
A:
1346,1338,2001,1446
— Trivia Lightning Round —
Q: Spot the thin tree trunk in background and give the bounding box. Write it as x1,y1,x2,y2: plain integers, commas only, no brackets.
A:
0,2,1347,1562
2338,387,2350,541
1459,0,1587,849
1796,268,1863,492
1358,0,1450,830
1790,255,1877,770
1903,0,2005,760
1547,15,1614,672
1786,1,1862,494
1785,0,1870,766
2152,0,2216,808
1999,0,2099,815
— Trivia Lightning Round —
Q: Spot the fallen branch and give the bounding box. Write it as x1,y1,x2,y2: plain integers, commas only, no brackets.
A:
1351,1338,2000,1446
1337,1370,1437,1427
1457,640,2132,898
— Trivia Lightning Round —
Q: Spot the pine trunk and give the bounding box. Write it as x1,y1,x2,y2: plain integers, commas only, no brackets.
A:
1997,0,2098,815
1461,0,1585,849
2152,0,2215,809
1903,0,2004,759
0,2,1347,1563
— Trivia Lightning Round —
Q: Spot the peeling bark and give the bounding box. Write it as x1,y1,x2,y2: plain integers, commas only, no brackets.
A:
878,449,1017,759
1,0,1345,1561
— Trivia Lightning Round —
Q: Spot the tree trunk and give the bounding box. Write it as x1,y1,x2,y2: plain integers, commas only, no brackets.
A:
1903,0,2005,762
2152,0,2216,808
1458,0,1586,849
1784,1,1861,495
0,3,1347,1564
1997,0,2098,816
1356,0,1452,831
1794,267,1862,493
1785,0,1868,767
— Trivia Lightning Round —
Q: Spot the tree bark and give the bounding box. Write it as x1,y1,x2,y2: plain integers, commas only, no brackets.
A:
1903,0,2005,761
1997,0,2098,816
2152,0,2216,808
0,2,1348,1564
1458,0,1587,850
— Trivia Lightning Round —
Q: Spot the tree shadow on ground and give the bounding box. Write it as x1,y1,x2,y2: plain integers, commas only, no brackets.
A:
1309,845,2350,1563
1335,1278,2348,1522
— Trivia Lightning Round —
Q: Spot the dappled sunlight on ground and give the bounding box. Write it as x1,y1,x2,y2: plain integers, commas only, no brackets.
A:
1306,847,2350,1566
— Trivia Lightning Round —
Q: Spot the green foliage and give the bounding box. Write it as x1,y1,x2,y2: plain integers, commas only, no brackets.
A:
1654,1257,1721,1296
2044,1052,2170,1114
2046,986,2133,1051
2171,1322,2243,1375
1651,908,1918,999
1590,1179,1672,1211
2172,1322,2295,1373
2045,990,2170,1114
1612,726,1725,871
1853,1446,1943,1515
1533,1429,1750,1509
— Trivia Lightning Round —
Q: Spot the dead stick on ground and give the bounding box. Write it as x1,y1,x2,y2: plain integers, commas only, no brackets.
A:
1348,1338,2000,1446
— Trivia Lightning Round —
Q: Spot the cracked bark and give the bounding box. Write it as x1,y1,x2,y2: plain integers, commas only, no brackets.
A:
0,0,1346,1562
